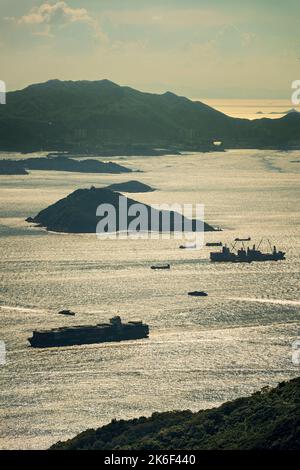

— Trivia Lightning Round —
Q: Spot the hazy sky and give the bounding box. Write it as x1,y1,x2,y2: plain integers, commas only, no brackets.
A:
1,0,299,98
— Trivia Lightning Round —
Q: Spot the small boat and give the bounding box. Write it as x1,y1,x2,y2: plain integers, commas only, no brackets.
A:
28,316,149,348
206,242,222,247
188,291,208,297
151,264,170,270
58,309,76,316
234,237,251,242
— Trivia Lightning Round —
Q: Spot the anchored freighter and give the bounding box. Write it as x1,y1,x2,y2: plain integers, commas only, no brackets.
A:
28,316,149,348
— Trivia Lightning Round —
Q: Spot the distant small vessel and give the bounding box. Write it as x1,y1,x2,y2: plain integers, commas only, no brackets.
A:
188,291,208,297
151,264,170,270
179,243,196,249
234,237,251,242
28,316,149,348
206,242,222,247
58,309,76,316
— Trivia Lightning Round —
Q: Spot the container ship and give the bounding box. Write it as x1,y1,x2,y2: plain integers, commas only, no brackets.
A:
28,316,149,348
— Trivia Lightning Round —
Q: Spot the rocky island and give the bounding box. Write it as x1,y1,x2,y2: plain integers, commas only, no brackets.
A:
51,376,300,450
1,79,300,152
104,180,155,193
26,186,214,233
0,160,29,175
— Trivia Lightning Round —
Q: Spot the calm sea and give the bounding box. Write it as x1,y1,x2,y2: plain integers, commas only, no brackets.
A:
0,122,299,449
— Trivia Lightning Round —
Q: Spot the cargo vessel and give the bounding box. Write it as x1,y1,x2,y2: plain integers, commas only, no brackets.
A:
151,264,170,270
28,316,149,348
188,291,208,297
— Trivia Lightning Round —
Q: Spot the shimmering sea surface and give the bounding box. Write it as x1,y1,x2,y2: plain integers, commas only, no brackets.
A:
0,149,299,449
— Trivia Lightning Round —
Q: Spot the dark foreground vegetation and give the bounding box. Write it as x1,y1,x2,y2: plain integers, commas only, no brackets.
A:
26,186,214,233
51,377,300,450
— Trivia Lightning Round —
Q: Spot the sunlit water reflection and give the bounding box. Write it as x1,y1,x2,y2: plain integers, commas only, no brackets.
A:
0,149,299,449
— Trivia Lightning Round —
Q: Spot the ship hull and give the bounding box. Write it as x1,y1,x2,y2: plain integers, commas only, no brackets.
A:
210,253,285,263
28,324,149,348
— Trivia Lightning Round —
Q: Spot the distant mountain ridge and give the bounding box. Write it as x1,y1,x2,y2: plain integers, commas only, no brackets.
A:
1,79,300,151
